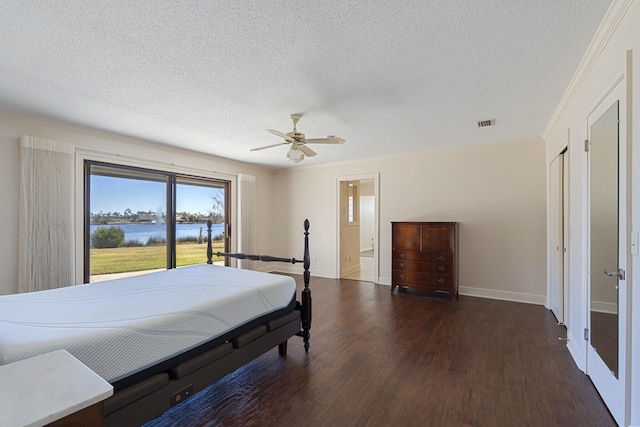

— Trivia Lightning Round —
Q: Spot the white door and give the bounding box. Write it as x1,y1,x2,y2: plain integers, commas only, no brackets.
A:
586,77,628,425
549,153,564,323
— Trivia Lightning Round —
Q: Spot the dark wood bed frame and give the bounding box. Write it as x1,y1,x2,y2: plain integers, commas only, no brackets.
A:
103,220,311,427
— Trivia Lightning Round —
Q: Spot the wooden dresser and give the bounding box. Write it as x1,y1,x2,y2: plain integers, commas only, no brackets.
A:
391,222,459,300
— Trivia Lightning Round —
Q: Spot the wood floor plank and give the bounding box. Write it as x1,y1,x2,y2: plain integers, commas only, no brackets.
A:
145,277,616,427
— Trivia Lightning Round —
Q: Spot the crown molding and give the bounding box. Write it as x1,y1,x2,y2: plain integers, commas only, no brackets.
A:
543,0,634,139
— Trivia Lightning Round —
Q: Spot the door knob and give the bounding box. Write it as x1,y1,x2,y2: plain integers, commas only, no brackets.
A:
603,268,625,280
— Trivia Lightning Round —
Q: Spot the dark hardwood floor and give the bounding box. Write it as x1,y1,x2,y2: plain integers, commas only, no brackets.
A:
145,276,616,427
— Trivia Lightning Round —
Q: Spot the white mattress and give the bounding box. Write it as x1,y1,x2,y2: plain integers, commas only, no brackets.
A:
0,264,296,383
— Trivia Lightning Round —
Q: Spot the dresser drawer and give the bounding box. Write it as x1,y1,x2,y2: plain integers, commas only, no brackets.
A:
392,260,453,274
392,251,452,263
392,270,453,287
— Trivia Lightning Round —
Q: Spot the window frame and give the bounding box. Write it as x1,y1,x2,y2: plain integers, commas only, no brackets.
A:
83,160,231,283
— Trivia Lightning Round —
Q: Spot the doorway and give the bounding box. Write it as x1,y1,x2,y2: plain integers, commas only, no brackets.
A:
337,173,379,283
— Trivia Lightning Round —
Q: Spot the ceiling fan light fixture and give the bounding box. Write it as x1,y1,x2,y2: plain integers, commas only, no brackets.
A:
286,147,304,163
253,114,345,163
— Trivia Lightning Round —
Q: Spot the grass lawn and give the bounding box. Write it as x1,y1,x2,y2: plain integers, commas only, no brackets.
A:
90,241,225,275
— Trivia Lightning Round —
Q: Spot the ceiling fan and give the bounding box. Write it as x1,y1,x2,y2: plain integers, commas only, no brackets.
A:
251,114,345,163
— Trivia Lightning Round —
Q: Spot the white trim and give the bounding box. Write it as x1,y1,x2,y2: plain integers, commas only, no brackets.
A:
458,286,546,306
544,0,633,138
371,281,546,305
567,337,587,373
341,264,360,276
253,264,334,279
591,300,618,315
378,275,391,286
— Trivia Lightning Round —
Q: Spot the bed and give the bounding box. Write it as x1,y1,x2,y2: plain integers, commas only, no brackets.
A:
0,220,311,426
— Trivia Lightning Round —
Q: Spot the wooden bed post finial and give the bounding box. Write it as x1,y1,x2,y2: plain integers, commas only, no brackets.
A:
206,220,213,264
301,219,311,352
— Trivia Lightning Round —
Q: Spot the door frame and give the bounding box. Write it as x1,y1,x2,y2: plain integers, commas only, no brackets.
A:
336,173,380,283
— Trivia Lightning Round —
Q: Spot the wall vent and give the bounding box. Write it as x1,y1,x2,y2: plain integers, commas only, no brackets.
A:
477,119,495,128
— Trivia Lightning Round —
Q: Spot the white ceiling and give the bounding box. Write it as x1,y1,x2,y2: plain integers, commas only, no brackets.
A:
0,1,612,169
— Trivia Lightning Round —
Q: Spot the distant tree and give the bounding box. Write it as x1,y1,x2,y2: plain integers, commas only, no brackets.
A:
210,193,225,224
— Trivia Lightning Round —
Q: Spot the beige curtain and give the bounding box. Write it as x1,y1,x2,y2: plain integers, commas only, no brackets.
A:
237,174,256,270
19,135,74,292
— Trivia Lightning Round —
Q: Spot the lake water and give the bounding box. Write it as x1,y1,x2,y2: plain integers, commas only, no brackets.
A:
89,222,225,244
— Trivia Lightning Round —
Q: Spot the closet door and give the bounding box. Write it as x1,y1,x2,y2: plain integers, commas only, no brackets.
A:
586,76,628,426
549,152,565,324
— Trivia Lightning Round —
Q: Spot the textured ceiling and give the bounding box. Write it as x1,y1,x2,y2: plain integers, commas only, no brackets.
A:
0,1,612,169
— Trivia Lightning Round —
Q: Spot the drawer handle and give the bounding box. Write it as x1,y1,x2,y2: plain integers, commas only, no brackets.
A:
400,263,406,269
399,254,406,259
438,256,445,261
400,274,406,280
438,279,445,284
438,266,445,272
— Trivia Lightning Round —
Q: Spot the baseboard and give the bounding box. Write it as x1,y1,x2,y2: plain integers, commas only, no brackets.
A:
458,286,545,305
257,268,546,306
378,276,391,286
376,280,544,305
256,264,335,280
340,265,360,276
591,300,616,314
566,334,586,373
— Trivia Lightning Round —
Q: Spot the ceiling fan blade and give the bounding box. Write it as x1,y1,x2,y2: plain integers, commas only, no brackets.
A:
298,144,317,157
250,142,289,152
304,137,345,144
266,129,294,142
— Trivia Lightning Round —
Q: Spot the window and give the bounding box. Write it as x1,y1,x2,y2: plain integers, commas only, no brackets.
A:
348,181,359,225
84,161,230,283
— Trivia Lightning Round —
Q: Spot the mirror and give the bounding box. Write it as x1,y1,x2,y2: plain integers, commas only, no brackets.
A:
589,100,619,377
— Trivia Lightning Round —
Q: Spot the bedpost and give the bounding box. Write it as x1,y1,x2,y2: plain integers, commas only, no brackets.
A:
301,219,311,352
212,219,311,352
206,220,213,264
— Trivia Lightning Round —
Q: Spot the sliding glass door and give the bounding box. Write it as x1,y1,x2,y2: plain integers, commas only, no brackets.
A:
84,161,230,283
175,176,229,268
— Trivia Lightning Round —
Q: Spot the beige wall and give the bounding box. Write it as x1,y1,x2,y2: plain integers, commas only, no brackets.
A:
272,137,547,304
0,112,277,295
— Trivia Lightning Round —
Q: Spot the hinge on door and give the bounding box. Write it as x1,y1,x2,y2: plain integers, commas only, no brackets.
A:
584,139,589,152
584,328,589,341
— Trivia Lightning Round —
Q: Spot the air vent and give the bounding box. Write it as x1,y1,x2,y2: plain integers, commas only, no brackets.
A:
477,119,495,128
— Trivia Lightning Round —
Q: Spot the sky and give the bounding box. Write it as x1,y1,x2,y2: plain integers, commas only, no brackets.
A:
90,175,224,215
